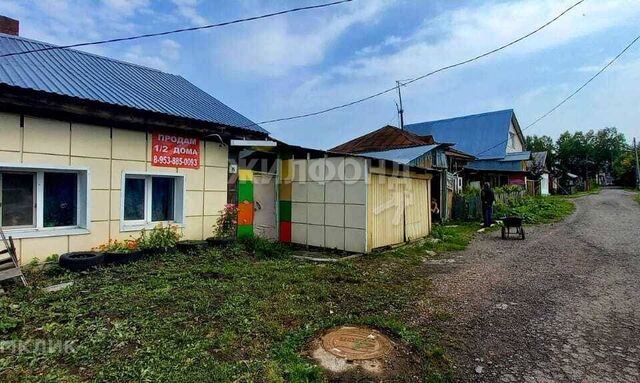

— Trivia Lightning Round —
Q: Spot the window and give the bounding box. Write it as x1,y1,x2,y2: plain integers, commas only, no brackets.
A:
508,132,516,149
0,166,88,237
122,173,184,230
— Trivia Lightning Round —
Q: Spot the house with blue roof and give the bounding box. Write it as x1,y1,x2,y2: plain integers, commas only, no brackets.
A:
0,21,276,264
405,109,533,187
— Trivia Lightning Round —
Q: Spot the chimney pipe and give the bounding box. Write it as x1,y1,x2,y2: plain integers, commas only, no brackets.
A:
0,16,19,36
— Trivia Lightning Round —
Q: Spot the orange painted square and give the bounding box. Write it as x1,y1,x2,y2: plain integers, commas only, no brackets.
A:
238,202,254,225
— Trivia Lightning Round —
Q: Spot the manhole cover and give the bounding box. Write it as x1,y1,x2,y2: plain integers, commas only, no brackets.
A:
321,326,392,360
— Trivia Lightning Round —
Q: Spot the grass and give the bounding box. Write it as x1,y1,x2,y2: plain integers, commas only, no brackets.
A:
503,195,576,225
635,191,640,205
0,240,458,383
563,184,602,199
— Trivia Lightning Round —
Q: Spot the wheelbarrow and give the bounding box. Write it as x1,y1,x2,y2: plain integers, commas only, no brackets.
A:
501,216,525,240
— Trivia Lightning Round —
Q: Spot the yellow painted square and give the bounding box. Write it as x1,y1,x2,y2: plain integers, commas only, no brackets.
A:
23,116,70,155
0,112,21,151
112,128,147,161
238,169,253,181
71,123,111,158
205,166,228,191
72,157,111,190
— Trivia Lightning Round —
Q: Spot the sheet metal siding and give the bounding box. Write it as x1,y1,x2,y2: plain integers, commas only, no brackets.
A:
0,34,266,133
358,144,439,164
367,174,405,251
404,178,430,241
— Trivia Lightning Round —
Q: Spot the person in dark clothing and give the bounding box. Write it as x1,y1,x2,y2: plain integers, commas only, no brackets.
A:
480,182,495,228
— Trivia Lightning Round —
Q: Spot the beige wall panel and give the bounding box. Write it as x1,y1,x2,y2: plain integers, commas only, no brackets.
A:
307,224,325,247
110,191,121,220
204,142,228,167
203,215,218,238
325,203,345,227
325,181,345,203
324,157,344,181
71,123,111,158
345,228,366,253
91,190,110,222
182,216,204,240
325,226,345,250
72,157,110,190
21,236,69,264
22,153,69,166
204,166,228,191
307,182,325,203
69,221,109,252
291,223,307,245
344,157,366,181
204,191,226,216
345,180,367,205
291,182,307,202
180,166,205,191
0,150,20,162
185,191,205,217
23,116,70,155
109,221,141,241
146,163,178,173
0,112,21,151
367,174,404,251
404,178,430,241
13,239,22,265
112,128,146,161
307,203,324,225
292,159,307,182
111,160,146,189
291,202,307,223
345,204,366,229
307,158,325,183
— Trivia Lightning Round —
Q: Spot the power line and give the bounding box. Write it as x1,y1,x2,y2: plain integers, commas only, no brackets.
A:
0,0,353,58
244,0,585,128
475,33,640,157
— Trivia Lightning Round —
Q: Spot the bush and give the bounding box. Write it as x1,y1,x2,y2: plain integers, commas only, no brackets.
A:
240,237,290,259
139,224,182,251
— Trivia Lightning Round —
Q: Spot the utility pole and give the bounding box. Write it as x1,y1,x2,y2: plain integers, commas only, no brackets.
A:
396,80,404,130
634,137,640,190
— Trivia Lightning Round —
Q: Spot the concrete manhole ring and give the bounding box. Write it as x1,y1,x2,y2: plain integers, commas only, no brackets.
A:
320,326,392,360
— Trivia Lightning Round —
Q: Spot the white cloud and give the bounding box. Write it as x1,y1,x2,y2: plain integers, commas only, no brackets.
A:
172,0,207,26
123,39,181,71
214,0,394,77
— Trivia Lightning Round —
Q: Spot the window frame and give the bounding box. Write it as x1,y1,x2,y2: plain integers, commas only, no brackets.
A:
120,171,185,232
0,163,90,239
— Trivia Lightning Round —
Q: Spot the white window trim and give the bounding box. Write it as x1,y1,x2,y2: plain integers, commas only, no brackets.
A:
0,162,91,239
120,171,185,232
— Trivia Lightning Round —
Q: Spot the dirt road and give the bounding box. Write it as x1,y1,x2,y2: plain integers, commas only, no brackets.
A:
429,189,640,382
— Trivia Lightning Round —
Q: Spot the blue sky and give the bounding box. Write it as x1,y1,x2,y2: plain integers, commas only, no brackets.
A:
1,0,639,151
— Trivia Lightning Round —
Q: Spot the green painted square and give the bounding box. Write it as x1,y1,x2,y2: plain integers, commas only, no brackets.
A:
237,181,253,202
279,200,292,222
237,224,253,238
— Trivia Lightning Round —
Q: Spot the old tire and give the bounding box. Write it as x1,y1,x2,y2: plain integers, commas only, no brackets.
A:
206,237,232,248
104,250,145,265
59,252,104,272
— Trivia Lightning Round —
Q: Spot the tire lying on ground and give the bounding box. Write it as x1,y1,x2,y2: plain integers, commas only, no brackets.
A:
59,252,105,272
176,240,208,253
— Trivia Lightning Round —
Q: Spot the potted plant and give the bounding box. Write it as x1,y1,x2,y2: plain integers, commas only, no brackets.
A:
139,224,182,256
96,239,145,265
206,204,237,247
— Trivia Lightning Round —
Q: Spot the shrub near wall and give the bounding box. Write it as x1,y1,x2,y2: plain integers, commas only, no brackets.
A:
452,186,525,221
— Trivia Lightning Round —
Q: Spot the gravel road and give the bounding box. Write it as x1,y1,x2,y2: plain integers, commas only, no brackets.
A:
428,188,640,382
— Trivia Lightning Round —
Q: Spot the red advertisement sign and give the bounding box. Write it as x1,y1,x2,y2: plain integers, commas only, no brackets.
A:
151,132,200,169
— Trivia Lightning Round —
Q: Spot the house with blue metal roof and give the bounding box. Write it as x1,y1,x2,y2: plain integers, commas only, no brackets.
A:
405,109,533,187
0,20,275,265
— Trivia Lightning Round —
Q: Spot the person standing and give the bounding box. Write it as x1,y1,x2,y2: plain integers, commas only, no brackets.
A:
480,182,495,228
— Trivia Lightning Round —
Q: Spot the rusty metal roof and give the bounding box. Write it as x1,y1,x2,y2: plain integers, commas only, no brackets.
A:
330,125,434,154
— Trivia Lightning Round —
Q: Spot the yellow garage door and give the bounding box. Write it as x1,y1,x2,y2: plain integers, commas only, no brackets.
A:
367,174,431,251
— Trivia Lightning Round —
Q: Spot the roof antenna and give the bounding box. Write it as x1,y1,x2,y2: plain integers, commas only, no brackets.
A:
396,80,405,130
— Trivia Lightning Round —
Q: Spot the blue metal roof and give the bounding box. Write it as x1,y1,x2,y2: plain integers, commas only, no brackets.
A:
405,109,515,160
0,33,266,134
358,144,439,164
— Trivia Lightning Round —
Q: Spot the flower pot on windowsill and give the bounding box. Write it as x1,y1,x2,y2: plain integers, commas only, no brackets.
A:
104,249,145,265
206,237,233,248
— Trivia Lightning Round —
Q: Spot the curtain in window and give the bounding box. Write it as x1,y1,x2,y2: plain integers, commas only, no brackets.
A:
152,177,174,222
124,178,145,221
43,172,78,227
1,173,34,227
